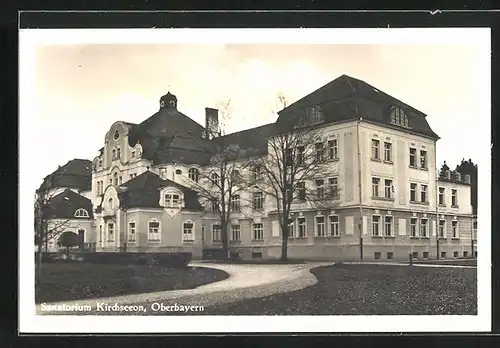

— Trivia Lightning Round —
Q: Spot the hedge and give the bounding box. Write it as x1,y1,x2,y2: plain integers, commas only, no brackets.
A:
35,251,192,268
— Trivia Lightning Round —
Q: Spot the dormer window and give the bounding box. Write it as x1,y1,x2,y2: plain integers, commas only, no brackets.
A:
74,208,89,218
189,168,200,182
389,106,409,127
113,130,120,140
165,193,181,207
307,106,324,125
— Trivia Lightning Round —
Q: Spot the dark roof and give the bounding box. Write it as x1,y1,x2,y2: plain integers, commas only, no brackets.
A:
127,106,206,161
276,74,440,140
46,189,94,219
214,123,276,157
40,159,92,192
118,171,203,211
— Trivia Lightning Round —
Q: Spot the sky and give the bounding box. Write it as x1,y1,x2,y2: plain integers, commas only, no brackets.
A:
22,29,490,193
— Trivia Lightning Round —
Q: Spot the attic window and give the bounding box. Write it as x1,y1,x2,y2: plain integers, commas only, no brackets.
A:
307,106,324,125
74,208,90,218
175,169,182,175
113,130,120,140
389,106,409,127
165,193,181,207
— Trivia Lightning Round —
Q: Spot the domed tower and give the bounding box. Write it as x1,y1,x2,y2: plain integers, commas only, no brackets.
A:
159,92,178,110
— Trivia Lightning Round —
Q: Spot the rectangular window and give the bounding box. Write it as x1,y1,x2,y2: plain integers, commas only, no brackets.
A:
412,251,419,259
148,221,160,241
452,220,458,238
328,177,339,197
453,251,459,258
128,222,136,242
420,150,427,169
329,215,339,236
212,224,222,241
231,225,241,241
315,179,325,199
423,251,429,259
451,189,458,206
441,251,447,259
384,142,392,162
387,252,394,260
183,222,194,241
252,191,264,210
410,218,418,237
253,223,264,240
297,146,305,165
315,216,326,237
107,223,114,242
298,217,307,237
230,195,240,212
374,252,381,260
372,215,380,236
288,221,295,238
372,177,380,197
384,179,393,199
384,216,393,236
439,220,446,238
285,148,293,167
410,183,417,202
438,187,445,205
315,142,324,162
211,198,219,213
251,166,262,181
328,139,338,160
420,218,428,238
420,184,428,203
409,148,417,167
371,139,380,160
297,182,306,201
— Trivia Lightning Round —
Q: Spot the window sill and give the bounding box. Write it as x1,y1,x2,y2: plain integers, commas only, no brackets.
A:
409,236,420,239
182,240,195,243
451,237,461,240
106,240,115,243
438,237,447,240
371,235,383,238
314,235,340,238
451,205,459,209
148,240,161,243
409,201,429,206
372,196,395,202
229,240,241,244
384,235,396,238
420,236,430,239
371,158,382,162
212,240,222,243
409,165,419,170
438,204,447,207
127,240,136,244
251,239,264,242
419,167,428,171
383,160,394,165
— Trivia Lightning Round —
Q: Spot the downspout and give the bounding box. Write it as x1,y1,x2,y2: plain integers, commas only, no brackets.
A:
356,117,364,261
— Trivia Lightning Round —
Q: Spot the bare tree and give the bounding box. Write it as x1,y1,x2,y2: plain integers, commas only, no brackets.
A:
188,100,251,260
34,176,70,284
251,93,341,261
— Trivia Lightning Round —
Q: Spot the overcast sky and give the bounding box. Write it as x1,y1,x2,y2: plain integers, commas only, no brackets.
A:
23,30,490,192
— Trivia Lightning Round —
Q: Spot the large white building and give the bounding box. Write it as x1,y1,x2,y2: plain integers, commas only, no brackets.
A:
38,74,476,260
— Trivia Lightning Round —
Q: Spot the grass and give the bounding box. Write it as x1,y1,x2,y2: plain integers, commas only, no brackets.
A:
35,263,229,304
201,264,477,315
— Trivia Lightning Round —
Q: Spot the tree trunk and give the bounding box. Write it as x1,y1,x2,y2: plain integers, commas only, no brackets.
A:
35,232,43,298
221,221,229,261
280,212,288,262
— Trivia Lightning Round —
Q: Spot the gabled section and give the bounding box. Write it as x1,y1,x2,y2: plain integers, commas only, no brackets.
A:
118,171,203,211
45,189,94,220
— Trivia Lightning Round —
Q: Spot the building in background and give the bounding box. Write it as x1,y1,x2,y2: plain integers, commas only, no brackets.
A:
35,75,475,260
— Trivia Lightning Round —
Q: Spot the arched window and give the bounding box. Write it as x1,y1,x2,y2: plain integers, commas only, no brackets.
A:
211,172,220,186
116,147,121,159
74,208,89,218
112,149,116,160
113,172,118,186
108,197,114,210
189,168,199,182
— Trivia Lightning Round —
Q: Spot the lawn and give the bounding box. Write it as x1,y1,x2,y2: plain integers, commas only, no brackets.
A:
201,264,477,315
35,263,229,304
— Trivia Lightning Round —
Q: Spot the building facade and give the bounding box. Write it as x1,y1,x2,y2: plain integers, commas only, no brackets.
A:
37,74,475,260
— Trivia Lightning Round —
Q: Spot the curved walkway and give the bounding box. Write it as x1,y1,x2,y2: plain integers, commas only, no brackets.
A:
36,261,333,314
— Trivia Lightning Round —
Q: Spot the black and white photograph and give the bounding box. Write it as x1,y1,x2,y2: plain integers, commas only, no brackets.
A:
19,28,491,333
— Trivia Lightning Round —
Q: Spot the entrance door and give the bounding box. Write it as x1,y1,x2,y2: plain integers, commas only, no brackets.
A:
78,229,85,249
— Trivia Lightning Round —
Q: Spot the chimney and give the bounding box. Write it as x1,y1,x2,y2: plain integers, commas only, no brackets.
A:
465,174,471,184
205,108,220,139
456,172,461,182
446,170,451,180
